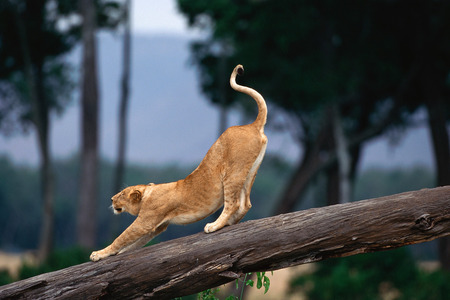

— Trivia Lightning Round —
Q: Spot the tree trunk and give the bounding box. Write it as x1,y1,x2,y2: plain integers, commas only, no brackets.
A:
13,2,54,261
112,0,132,195
110,0,132,239
426,96,450,271
426,98,450,186
274,148,322,214
77,0,100,249
2,186,449,300
35,65,54,262
332,105,351,204
327,106,353,206
274,114,331,214
37,139,54,262
326,162,340,206
275,97,403,215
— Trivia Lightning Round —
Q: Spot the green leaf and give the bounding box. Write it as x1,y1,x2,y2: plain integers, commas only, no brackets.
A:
198,288,219,300
263,275,271,294
257,275,263,289
246,279,254,287
256,272,266,290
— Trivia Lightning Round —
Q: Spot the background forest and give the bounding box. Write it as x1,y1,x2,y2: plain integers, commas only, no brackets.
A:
0,0,449,299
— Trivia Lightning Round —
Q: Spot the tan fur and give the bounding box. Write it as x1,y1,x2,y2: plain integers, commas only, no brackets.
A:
90,65,268,261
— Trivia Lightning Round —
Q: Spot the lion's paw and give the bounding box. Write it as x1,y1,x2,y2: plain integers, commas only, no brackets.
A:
90,250,108,262
204,222,223,233
204,223,215,233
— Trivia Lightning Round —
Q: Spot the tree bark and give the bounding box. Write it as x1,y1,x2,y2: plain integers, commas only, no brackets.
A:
1,186,449,300
77,0,100,249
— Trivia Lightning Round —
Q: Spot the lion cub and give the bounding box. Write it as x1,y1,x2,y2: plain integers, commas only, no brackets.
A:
90,65,267,261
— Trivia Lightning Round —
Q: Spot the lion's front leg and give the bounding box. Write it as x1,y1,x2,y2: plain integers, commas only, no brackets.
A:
90,218,152,262
117,223,169,255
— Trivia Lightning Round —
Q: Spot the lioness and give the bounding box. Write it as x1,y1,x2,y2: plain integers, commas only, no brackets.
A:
90,64,267,261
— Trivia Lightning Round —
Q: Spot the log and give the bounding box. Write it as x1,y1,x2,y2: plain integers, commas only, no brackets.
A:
1,186,449,299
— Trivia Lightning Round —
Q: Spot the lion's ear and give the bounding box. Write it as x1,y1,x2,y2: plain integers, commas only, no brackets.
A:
147,182,155,186
130,190,142,204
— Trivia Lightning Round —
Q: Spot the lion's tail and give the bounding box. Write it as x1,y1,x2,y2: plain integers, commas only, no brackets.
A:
230,64,267,133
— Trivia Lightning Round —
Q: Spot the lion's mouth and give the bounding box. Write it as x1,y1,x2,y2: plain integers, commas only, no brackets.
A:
113,207,123,214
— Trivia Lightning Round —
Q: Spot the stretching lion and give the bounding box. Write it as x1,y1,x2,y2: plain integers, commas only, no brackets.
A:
90,64,268,261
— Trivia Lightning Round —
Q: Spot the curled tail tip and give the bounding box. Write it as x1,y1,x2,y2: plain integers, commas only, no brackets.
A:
234,64,244,76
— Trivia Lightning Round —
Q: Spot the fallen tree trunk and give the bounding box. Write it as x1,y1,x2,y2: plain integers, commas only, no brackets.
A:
1,186,450,299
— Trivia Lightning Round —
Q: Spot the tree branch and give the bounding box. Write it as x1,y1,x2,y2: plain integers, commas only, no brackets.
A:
1,186,449,299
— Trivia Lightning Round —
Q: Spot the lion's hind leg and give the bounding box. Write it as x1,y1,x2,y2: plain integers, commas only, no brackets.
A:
226,188,251,226
204,179,243,233
226,147,263,226
227,171,257,225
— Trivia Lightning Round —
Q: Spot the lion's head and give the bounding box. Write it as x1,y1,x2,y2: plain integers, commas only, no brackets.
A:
111,186,145,216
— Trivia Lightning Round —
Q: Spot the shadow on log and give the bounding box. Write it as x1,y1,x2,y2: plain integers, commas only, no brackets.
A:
1,186,449,299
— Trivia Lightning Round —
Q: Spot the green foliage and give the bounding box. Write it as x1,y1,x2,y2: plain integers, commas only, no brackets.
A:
233,272,271,299
354,165,435,200
196,288,220,300
0,247,90,287
174,271,271,300
0,156,40,249
0,247,89,286
0,154,290,251
0,270,13,286
18,247,90,281
256,272,271,294
403,269,450,300
0,154,436,253
177,2,450,210
289,247,450,300
177,0,450,140
0,0,123,134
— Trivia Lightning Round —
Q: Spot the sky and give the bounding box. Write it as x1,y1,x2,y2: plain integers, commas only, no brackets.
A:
0,0,437,171
131,0,188,35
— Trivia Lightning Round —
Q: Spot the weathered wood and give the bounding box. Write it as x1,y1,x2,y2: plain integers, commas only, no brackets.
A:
1,186,449,299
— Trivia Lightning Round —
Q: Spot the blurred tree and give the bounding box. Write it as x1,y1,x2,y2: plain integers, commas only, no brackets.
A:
0,0,122,259
0,0,77,261
177,0,450,267
77,0,123,249
111,0,132,238
112,0,132,197
77,0,100,249
409,2,450,270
